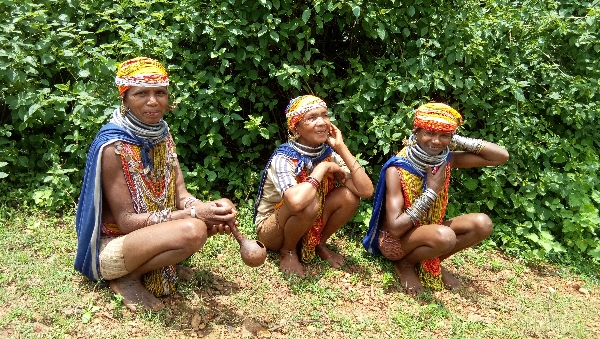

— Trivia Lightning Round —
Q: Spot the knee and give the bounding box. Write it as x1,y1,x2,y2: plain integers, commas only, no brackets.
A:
295,198,320,222
431,226,457,253
473,213,493,239
178,219,208,252
341,187,361,211
331,186,360,212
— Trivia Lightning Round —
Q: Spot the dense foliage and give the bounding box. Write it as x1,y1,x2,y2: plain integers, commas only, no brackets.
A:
1,0,599,260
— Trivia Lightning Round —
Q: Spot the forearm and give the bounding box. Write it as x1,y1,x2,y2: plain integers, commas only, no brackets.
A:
450,134,509,166
179,195,199,210
387,188,437,238
334,144,374,197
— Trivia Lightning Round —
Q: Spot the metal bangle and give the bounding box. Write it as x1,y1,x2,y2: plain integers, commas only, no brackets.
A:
183,197,198,209
450,134,485,154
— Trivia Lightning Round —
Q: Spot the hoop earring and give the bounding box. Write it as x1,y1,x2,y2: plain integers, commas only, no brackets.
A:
120,104,127,117
402,136,417,146
168,102,178,113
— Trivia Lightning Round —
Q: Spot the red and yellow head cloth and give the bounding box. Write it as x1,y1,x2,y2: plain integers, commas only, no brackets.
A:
413,103,463,133
114,57,169,96
284,95,327,130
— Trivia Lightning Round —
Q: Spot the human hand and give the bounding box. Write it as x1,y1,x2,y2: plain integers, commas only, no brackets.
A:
206,223,233,237
326,124,345,150
191,198,238,227
425,162,447,194
315,162,347,184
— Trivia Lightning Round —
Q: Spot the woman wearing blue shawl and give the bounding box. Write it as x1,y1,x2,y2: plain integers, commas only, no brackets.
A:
75,57,238,311
254,95,373,277
363,103,509,295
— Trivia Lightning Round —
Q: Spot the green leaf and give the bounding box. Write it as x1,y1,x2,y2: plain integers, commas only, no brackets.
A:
463,178,478,190
377,23,386,40
302,8,311,24
270,31,279,42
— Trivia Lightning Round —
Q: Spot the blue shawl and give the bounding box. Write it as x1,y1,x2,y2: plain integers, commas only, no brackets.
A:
74,123,141,281
362,152,450,255
253,142,333,223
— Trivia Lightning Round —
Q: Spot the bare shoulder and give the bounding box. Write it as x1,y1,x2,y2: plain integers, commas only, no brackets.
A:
101,143,123,171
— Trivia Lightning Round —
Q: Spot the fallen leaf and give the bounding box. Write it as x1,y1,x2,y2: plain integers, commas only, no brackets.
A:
191,314,202,330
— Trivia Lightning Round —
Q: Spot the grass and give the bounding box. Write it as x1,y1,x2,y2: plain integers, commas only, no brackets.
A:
1,203,599,339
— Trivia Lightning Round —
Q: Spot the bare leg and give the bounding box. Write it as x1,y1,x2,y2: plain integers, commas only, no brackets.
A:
390,224,457,295
316,187,360,268
106,219,208,311
258,201,318,278
440,213,493,261
109,275,164,312
439,213,493,289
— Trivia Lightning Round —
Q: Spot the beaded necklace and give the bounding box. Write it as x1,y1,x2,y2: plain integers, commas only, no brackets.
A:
110,108,168,169
289,140,327,158
405,134,448,172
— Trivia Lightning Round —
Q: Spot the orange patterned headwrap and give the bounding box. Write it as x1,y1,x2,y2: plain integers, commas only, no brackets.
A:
284,95,327,130
413,103,463,133
115,57,169,96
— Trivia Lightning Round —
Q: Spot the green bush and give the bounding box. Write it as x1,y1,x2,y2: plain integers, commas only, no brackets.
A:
1,0,598,260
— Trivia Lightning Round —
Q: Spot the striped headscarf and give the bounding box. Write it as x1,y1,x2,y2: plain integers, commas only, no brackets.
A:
115,57,169,96
284,95,327,130
413,103,463,133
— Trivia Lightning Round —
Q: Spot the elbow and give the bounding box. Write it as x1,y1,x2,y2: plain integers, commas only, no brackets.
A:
283,191,308,213
360,185,374,199
498,149,510,165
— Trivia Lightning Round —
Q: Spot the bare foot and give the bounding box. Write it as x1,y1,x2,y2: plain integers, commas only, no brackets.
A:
315,244,345,269
441,266,461,289
176,265,194,281
109,277,164,312
279,249,305,278
394,260,424,296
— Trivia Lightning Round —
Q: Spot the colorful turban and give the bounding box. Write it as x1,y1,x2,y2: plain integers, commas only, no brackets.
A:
413,103,463,133
115,57,169,96
284,95,327,130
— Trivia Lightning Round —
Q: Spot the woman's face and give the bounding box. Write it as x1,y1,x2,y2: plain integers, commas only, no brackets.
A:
123,86,169,124
414,128,452,155
293,107,331,147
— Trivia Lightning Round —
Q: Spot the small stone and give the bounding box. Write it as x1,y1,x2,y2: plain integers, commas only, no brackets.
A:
578,288,590,295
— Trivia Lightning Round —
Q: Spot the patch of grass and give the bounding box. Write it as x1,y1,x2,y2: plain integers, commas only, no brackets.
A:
1,206,599,338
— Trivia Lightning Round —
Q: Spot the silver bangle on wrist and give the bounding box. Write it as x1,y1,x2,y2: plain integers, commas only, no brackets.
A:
183,197,198,209
405,188,438,225
151,208,172,225
450,134,485,154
